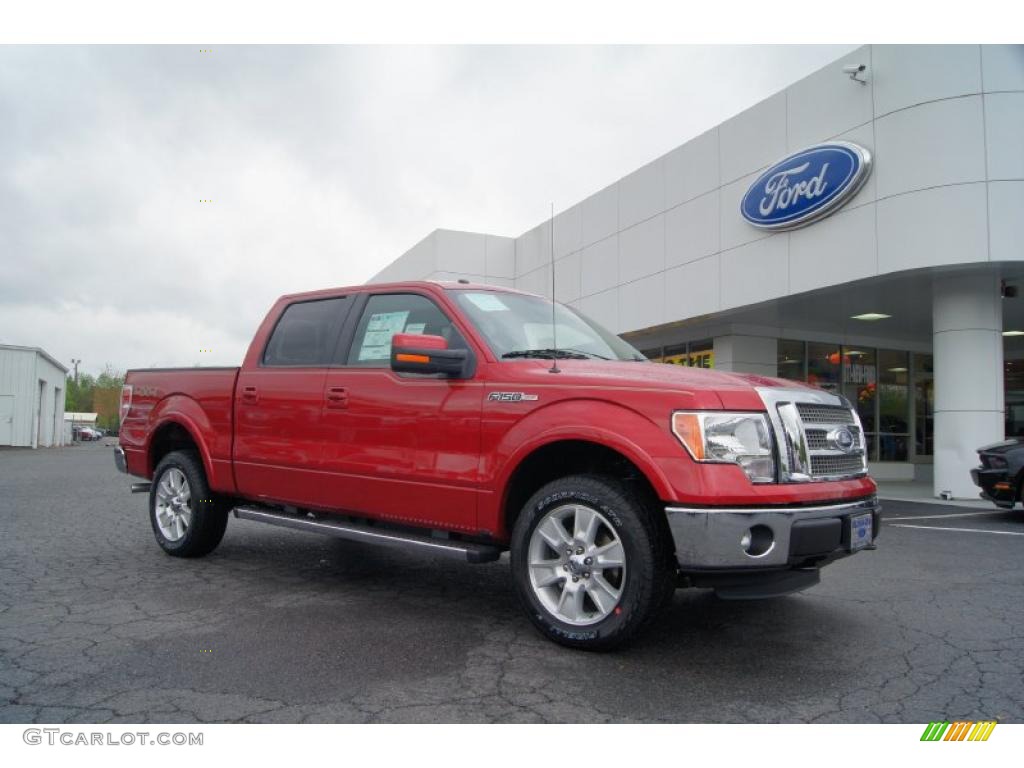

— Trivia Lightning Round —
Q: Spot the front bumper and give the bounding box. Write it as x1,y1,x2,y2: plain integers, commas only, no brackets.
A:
971,466,1016,508
666,496,880,570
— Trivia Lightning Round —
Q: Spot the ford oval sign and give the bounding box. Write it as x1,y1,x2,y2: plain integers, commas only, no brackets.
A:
740,141,872,231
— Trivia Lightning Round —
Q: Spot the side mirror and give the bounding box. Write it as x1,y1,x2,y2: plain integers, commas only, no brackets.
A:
390,333,471,378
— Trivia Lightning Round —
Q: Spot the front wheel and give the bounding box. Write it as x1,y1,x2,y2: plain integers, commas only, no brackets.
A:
150,450,229,558
510,475,675,650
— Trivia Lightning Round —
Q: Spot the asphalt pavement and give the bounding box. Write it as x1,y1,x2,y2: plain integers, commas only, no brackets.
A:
1,442,1022,723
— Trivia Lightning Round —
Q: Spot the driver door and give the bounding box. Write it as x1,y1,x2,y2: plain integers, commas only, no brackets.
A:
315,291,484,533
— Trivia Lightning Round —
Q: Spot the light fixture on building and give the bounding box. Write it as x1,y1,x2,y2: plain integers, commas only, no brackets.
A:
851,312,891,321
842,63,868,84
1003,330,1024,337
888,367,908,373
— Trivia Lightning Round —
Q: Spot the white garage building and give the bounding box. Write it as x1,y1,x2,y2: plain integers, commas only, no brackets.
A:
0,344,69,448
370,44,1024,499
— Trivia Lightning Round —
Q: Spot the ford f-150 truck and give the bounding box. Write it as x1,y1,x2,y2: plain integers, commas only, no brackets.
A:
116,281,879,649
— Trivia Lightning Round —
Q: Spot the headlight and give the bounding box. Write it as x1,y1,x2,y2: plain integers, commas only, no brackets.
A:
672,411,776,483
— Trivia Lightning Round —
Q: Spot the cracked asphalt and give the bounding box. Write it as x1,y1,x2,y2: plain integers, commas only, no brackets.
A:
1,442,1022,723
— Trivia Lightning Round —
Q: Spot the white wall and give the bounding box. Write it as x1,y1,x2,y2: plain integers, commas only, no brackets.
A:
0,347,68,448
368,229,515,288
499,44,1024,336
372,47,1024,337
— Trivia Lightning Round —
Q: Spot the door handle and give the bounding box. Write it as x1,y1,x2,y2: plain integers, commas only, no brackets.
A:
241,385,259,404
325,386,348,409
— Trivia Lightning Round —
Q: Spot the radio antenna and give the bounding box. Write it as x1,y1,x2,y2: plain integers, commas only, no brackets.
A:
548,202,560,374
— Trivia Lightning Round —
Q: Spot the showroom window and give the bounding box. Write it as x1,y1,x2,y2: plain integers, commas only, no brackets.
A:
656,340,714,368
777,339,805,381
878,350,910,461
779,340,920,462
913,353,934,456
806,342,840,393
843,347,878,462
1004,338,1024,438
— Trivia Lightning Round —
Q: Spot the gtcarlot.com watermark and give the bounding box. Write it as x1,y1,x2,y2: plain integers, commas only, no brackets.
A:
23,728,203,747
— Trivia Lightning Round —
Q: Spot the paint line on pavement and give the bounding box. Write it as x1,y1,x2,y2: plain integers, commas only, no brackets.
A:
885,511,1008,522
889,524,1024,537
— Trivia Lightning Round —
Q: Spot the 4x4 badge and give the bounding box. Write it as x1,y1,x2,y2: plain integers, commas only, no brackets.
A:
487,392,539,402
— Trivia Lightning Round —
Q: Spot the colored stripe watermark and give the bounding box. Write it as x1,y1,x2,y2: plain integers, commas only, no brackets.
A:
920,721,997,742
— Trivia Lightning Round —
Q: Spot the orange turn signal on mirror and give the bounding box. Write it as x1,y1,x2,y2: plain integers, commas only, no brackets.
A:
671,412,704,460
396,353,430,364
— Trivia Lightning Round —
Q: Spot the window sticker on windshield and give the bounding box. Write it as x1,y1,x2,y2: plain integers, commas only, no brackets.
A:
367,311,409,333
362,330,393,347
358,311,411,361
358,345,391,361
465,293,509,312
405,322,426,335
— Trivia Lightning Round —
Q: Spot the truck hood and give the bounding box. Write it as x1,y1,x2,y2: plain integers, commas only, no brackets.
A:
495,359,817,410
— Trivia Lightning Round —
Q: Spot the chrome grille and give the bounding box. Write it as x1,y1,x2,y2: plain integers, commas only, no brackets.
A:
805,425,862,451
796,403,855,425
758,387,868,483
810,454,866,477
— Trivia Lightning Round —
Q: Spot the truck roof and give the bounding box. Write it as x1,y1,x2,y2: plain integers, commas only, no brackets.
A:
277,280,535,303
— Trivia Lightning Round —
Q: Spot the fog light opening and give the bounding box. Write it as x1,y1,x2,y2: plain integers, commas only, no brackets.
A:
741,525,775,558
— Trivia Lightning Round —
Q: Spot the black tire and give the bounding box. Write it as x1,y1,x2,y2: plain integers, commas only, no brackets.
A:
149,450,229,558
510,474,675,651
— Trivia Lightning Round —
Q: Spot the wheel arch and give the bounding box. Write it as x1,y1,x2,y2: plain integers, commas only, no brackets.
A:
496,436,672,542
145,403,215,485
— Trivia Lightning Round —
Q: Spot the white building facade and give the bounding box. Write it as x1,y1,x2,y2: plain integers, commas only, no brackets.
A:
0,345,69,448
371,44,1024,499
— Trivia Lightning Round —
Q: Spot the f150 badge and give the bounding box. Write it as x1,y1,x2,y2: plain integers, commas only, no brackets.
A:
487,392,539,402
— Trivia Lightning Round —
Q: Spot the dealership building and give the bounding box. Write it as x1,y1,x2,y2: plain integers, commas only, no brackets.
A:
370,44,1024,499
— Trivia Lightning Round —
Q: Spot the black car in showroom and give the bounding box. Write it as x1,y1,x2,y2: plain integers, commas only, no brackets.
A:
972,439,1024,509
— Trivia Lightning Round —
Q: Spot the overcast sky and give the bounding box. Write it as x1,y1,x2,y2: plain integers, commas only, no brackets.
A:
0,45,855,375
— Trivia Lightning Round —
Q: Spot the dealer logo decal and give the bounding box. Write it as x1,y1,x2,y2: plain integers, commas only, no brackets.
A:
920,720,997,742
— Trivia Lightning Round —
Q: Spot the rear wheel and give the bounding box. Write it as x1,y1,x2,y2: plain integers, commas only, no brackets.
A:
150,450,228,557
510,474,674,650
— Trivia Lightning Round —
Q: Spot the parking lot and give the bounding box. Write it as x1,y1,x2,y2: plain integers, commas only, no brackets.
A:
1,442,1022,724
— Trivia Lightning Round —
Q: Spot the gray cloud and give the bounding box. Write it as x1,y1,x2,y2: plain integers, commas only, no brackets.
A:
0,44,855,374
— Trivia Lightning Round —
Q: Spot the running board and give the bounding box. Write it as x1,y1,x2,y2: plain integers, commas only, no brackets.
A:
232,506,503,563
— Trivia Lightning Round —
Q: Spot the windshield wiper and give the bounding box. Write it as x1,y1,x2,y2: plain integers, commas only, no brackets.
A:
561,347,612,360
502,348,590,360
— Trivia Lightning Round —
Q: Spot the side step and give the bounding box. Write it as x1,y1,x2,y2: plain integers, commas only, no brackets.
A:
232,506,503,564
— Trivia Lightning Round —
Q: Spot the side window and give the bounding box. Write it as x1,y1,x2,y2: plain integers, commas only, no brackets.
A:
346,293,467,367
262,297,348,366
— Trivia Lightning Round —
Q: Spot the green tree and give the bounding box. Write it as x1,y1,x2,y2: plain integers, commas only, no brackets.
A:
64,372,97,413
64,365,127,432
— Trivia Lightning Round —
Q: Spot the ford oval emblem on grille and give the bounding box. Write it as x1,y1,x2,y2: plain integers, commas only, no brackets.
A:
740,141,872,231
829,427,856,453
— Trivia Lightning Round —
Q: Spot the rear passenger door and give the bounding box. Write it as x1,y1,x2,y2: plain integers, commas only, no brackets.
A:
316,291,484,533
234,296,351,507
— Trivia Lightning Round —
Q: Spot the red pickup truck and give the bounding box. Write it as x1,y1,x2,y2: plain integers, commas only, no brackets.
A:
116,281,878,649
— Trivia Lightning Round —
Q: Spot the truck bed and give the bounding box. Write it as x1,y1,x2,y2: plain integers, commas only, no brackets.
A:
119,367,241,489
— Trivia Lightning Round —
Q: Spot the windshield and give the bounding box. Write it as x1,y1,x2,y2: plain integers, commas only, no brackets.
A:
452,290,646,362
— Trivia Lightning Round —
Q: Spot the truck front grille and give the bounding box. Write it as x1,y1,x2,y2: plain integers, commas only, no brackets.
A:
810,453,867,477
759,388,868,483
796,403,855,425
804,425,862,451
